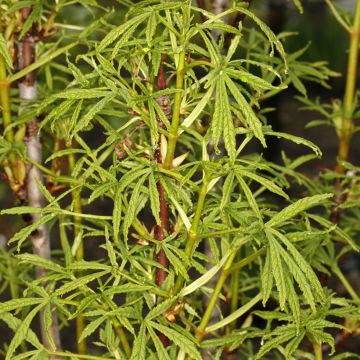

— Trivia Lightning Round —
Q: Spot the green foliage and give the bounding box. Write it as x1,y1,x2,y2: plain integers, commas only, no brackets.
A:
0,0,359,359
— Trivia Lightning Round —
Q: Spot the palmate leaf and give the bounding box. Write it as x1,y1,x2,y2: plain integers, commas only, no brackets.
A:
267,233,287,310
284,270,301,328
112,184,122,244
8,214,55,251
79,315,106,343
266,193,333,228
235,5,287,66
118,166,151,192
266,230,320,311
0,312,43,350
211,77,224,153
220,171,235,210
0,298,44,314
71,93,116,136
43,304,56,351
0,34,13,69
224,73,266,146
220,75,237,162
54,270,110,296
17,254,66,274
97,13,149,53
146,11,158,46
235,174,262,221
128,1,182,14
261,249,273,306
226,68,284,92
149,172,161,225
146,297,177,321
272,229,325,303
235,168,288,199
148,99,159,145
148,321,202,360
146,323,171,360
130,322,147,360
198,30,221,66
162,245,189,281
284,329,306,358
6,302,46,360
256,325,297,360
123,174,149,244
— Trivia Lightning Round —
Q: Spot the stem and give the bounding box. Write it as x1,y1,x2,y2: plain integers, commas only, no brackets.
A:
6,250,19,299
313,342,323,360
114,325,131,358
0,56,13,143
335,0,360,173
48,352,116,360
163,50,186,169
197,227,245,239
229,254,240,330
18,6,61,351
154,170,170,287
196,251,237,341
153,59,172,346
333,265,360,302
174,178,208,293
0,55,17,169
68,149,86,354
229,247,266,273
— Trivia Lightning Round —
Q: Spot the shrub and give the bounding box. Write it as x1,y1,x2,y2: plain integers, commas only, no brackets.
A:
0,1,359,359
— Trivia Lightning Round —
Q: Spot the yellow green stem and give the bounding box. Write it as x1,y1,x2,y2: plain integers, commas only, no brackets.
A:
313,342,323,360
336,0,360,173
0,56,12,141
114,323,132,358
0,55,16,165
163,50,186,169
229,247,266,274
68,150,86,355
333,265,360,302
229,253,240,331
196,251,237,341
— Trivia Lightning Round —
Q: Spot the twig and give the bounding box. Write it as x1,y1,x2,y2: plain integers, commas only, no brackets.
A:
68,148,86,354
154,57,171,347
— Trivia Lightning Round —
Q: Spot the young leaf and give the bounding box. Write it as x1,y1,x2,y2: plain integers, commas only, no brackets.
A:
146,323,171,360
268,234,287,310
123,174,148,245
130,322,147,360
79,316,105,343
148,321,202,360
0,34,13,69
149,173,161,225
6,302,46,360
266,194,333,228
113,184,122,244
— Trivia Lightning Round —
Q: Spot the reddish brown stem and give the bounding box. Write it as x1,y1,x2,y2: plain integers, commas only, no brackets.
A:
153,58,171,347
154,58,170,287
